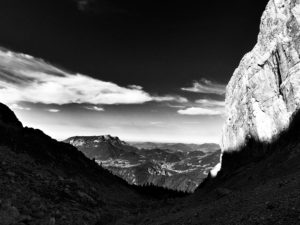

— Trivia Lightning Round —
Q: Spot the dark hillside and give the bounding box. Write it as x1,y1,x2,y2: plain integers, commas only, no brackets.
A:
0,103,184,225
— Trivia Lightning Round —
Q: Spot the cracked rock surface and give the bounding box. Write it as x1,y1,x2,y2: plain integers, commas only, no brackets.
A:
222,0,300,152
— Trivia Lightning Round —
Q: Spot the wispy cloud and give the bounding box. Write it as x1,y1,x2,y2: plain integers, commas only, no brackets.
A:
0,48,186,106
85,106,104,111
9,104,31,111
178,107,222,116
181,78,226,95
149,121,164,125
177,98,225,116
195,99,225,107
127,85,143,90
47,109,60,113
76,0,89,11
153,95,188,103
166,104,186,109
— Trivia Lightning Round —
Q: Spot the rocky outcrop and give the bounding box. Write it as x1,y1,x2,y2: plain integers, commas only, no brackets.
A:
222,0,300,152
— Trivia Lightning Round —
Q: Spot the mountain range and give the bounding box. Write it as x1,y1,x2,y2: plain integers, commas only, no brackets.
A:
64,136,220,192
129,142,220,153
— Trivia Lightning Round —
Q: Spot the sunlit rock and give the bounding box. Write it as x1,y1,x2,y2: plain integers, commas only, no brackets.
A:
222,0,300,153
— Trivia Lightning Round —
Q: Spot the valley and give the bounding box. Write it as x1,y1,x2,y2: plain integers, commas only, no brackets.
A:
65,136,220,192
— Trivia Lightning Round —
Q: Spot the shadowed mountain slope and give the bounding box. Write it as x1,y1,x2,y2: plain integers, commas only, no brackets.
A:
0,103,185,225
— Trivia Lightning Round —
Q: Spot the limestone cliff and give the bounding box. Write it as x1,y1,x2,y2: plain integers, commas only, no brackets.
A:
222,0,300,152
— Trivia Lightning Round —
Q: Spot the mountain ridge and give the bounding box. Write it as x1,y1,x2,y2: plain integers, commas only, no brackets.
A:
129,142,219,153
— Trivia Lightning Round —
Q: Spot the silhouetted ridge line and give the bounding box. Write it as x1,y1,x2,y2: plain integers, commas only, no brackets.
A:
0,103,23,128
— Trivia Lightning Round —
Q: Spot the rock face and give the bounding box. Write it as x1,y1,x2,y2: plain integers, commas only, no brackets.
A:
222,0,300,152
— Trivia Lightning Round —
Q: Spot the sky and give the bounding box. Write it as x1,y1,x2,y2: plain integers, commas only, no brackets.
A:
0,0,269,143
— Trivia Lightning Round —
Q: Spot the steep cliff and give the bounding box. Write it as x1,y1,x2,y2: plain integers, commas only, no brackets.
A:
222,0,300,152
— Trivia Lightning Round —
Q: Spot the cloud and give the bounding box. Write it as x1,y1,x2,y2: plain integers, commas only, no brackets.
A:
176,98,225,116
167,104,186,109
76,0,89,11
47,109,60,113
149,121,163,125
127,85,143,90
175,97,225,116
85,106,104,111
0,48,185,105
195,99,225,107
153,95,188,103
181,78,226,95
9,104,31,111
177,107,223,116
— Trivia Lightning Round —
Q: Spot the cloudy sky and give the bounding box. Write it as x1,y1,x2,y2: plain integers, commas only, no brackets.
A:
0,0,269,143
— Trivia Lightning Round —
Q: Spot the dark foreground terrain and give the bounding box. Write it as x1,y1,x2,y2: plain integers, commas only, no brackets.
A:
0,103,183,225
1,103,300,225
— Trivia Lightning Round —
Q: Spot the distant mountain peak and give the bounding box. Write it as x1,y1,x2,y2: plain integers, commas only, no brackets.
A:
65,135,127,147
